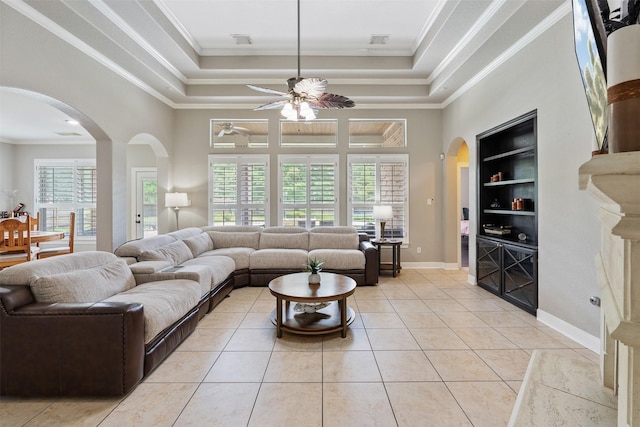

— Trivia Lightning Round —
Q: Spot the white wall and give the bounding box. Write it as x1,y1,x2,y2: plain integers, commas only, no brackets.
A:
442,14,602,336
0,142,16,212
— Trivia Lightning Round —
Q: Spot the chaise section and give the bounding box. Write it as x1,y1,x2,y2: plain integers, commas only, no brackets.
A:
0,251,204,396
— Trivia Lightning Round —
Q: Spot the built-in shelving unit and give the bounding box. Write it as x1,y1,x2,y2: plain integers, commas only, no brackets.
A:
476,110,538,314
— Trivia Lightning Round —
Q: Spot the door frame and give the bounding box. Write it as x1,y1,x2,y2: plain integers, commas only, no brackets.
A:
130,167,157,240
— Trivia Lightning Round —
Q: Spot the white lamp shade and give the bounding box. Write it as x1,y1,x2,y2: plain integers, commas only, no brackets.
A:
372,205,393,220
165,192,189,208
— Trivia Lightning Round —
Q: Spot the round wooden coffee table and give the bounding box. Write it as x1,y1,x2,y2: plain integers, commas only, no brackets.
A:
268,272,356,338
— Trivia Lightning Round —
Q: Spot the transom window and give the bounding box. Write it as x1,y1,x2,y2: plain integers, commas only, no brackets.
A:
34,159,97,239
210,120,269,148
209,155,269,226
278,155,338,228
348,154,408,240
280,120,337,148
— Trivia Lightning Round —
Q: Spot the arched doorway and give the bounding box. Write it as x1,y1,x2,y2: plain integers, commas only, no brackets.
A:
0,87,118,250
443,137,470,273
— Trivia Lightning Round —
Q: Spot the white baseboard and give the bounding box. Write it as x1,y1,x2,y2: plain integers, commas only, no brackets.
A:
536,309,600,353
402,262,451,269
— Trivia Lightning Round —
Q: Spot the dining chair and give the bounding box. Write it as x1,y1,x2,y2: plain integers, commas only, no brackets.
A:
37,212,75,259
30,211,40,231
0,217,40,269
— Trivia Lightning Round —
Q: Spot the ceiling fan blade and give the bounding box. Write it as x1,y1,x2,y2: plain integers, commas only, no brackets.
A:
247,84,288,96
218,129,226,137
233,126,250,132
314,93,356,109
253,100,289,111
293,77,327,99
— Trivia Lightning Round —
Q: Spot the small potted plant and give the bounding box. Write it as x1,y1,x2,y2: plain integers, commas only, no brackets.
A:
306,257,324,284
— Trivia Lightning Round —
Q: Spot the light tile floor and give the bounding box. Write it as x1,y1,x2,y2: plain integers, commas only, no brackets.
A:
1,268,599,427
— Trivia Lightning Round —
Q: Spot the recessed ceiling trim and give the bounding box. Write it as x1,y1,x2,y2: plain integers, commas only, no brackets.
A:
91,0,188,83
174,102,444,110
4,0,177,108
187,78,431,86
153,0,202,54
425,0,508,85
413,0,450,53
442,1,570,108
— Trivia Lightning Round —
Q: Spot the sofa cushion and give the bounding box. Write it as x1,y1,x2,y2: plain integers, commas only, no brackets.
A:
259,230,308,250
166,227,203,240
199,247,254,270
139,240,193,265
308,249,365,270
103,279,200,343
129,260,172,275
207,231,260,250
308,232,359,250
309,226,359,234
30,259,136,303
201,225,263,233
114,235,176,259
183,233,214,257
0,251,120,286
250,249,309,269
182,256,236,286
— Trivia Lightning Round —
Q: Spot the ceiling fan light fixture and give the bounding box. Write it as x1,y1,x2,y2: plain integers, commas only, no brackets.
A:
281,102,297,121
247,0,354,120
299,101,316,120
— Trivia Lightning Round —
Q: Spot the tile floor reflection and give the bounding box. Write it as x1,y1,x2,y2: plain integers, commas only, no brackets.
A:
1,268,599,427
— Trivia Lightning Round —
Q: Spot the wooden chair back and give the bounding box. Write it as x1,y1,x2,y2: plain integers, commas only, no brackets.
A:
36,212,75,259
31,211,40,231
0,217,37,269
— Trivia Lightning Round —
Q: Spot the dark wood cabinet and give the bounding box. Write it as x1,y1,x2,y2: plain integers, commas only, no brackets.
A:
476,111,538,314
477,236,538,314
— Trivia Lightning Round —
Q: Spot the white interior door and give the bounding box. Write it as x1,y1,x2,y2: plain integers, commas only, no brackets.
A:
132,168,157,239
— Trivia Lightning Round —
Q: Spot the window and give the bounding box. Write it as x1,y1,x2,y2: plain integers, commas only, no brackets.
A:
210,119,268,148
34,159,97,238
279,155,338,228
209,155,269,226
348,154,408,240
349,119,406,148
280,119,337,147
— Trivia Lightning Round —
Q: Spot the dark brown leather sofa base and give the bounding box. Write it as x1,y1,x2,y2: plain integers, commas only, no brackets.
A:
0,284,200,397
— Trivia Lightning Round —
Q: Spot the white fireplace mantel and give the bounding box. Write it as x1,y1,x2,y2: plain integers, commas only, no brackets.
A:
579,151,640,426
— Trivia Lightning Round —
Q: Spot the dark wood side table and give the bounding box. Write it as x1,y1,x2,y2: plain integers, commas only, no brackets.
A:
371,239,402,277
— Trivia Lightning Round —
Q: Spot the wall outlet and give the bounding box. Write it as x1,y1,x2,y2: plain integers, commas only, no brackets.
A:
417,247,422,254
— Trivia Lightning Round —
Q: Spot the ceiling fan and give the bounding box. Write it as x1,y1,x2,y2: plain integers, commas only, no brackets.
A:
215,122,250,137
247,0,355,120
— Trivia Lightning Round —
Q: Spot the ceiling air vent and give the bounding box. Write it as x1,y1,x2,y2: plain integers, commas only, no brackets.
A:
55,132,82,137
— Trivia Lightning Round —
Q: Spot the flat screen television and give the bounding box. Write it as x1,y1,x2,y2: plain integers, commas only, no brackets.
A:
572,0,609,152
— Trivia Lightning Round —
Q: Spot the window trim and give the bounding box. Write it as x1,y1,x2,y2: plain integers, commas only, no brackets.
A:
278,154,339,228
34,158,97,240
347,154,409,242
208,154,270,226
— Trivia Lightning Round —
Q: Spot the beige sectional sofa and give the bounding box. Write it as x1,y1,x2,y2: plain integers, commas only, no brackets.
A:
115,225,378,287
0,252,202,396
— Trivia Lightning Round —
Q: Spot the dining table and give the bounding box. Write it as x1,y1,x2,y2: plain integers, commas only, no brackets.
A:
2,230,65,245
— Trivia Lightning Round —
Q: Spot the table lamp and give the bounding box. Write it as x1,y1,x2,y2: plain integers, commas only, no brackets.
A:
165,192,189,229
372,205,393,241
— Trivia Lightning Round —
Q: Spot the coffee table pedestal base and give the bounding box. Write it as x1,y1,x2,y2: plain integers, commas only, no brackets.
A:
270,300,355,338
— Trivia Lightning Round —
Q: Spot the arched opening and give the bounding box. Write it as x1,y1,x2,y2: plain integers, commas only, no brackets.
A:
0,87,119,251
443,137,471,274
